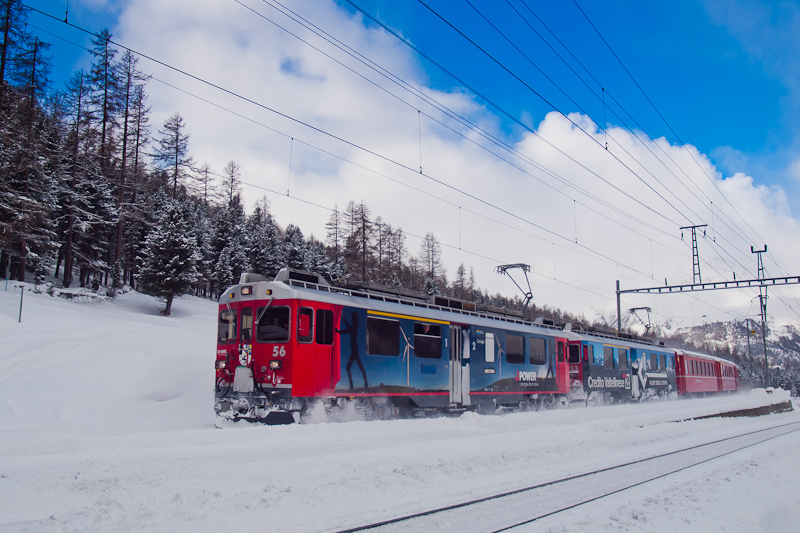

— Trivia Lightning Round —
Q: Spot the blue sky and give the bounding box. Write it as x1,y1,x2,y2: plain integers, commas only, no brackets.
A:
25,0,800,326
32,0,800,207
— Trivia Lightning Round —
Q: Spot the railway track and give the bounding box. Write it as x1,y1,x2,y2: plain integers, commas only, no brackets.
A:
333,418,800,533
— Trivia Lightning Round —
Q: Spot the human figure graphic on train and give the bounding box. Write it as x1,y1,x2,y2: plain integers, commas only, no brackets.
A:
339,311,369,390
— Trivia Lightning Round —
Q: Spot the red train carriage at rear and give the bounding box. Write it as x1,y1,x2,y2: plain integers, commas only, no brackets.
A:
674,349,740,396
215,269,571,423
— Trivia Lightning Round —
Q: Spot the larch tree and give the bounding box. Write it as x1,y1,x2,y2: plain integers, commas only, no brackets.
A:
112,49,148,291
152,112,193,199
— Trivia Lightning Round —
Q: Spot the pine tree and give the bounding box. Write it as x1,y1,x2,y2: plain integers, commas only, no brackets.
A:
246,199,283,277
283,224,307,270
138,199,200,316
210,194,247,295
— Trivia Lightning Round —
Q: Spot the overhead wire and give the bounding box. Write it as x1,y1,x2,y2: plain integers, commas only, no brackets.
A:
247,0,682,243
566,0,800,320
343,0,687,229
28,3,796,322
462,0,714,231
568,0,775,264
509,0,760,273
407,0,696,226
342,0,768,319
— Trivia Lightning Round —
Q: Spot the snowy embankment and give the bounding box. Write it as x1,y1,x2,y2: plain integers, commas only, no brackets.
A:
0,284,798,532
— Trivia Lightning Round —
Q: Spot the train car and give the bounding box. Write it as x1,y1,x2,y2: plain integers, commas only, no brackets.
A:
718,359,739,392
674,349,739,396
564,326,677,404
215,269,571,423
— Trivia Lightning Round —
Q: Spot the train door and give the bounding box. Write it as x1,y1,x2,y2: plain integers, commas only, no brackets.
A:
449,325,462,405
556,339,569,393
567,340,585,400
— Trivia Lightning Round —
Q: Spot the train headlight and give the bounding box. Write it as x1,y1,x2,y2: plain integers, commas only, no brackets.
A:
241,286,252,295
269,360,282,370
215,360,227,370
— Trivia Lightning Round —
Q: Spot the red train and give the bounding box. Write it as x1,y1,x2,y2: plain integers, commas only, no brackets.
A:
675,349,740,396
214,269,739,423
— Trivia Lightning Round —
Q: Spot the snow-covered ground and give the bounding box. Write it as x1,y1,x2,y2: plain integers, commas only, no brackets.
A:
1,284,798,532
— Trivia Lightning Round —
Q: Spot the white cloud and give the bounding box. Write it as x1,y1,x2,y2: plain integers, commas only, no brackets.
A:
790,159,800,182
113,0,800,327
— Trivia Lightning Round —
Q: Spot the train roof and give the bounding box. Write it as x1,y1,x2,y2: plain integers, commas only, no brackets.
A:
221,269,564,337
673,348,741,368
220,270,735,365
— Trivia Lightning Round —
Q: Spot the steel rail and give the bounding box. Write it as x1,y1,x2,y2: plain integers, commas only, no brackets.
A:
332,418,800,533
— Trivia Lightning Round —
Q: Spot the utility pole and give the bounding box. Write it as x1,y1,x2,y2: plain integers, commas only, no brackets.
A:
752,245,769,387
680,225,708,284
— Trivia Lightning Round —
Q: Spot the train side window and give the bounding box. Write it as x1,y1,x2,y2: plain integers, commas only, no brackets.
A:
367,317,400,356
218,309,237,344
414,322,442,359
506,335,524,364
557,342,565,363
568,344,581,364
297,307,313,343
618,349,628,370
650,354,658,371
604,346,614,368
659,354,666,371
530,337,546,365
256,306,290,343
591,345,602,365
315,309,334,345
485,332,495,363
241,307,253,342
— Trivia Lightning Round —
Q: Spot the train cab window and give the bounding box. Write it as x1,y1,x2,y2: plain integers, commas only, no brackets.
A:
485,332,496,363
568,344,581,364
530,337,546,365
241,307,253,342
506,335,524,364
414,323,442,359
256,306,290,343
603,346,614,368
316,309,334,345
297,307,313,344
367,317,400,356
218,309,237,344
618,349,628,370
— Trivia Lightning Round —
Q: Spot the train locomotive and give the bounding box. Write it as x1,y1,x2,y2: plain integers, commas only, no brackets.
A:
214,268,739,424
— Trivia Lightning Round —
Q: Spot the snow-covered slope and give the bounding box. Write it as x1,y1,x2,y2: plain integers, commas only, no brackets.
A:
1,285,798,532
0,284,216,430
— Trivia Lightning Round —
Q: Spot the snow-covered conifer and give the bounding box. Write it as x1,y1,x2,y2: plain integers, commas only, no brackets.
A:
138,199,200,316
